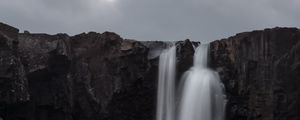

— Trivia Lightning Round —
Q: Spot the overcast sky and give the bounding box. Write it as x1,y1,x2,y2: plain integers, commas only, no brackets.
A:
0,0,299,42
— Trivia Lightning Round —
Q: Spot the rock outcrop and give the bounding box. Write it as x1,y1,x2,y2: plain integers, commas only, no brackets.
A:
210,28,300,120
0,22,299,120
0,23,30,120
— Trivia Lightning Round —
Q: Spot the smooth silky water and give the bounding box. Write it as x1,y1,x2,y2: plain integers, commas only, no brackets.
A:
156,46,176,120
178,44,226,120
156,44,226,120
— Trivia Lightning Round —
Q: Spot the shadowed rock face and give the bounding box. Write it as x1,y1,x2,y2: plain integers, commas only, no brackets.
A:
0,22,299,120
210,28,300,120
0,23,29,105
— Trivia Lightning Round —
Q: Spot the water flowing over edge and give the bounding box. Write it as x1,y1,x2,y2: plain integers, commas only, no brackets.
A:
156,44,226,120
178,44,226,120
156,46,176,120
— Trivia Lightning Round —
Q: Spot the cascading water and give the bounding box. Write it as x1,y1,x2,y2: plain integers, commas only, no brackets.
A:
178,44,226,120
156,46,176,120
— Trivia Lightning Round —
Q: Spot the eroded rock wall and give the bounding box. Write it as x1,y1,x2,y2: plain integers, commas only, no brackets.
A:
0,22,197,120
0,22,299,120
210,28,300,120
0,23,30,120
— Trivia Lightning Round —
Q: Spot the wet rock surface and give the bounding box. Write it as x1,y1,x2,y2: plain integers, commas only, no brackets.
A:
0,22,299,120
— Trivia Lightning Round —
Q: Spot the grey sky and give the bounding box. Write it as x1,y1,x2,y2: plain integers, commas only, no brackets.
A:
0,0,299,42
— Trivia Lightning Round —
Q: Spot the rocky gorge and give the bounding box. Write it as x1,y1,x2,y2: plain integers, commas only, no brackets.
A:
0,22,299,120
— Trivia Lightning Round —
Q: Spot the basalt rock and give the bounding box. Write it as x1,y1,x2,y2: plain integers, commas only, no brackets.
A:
210,27,300,120
0,22,299,120
0,23,30,120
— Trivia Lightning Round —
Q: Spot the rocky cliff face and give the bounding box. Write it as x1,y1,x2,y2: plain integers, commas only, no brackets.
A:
0,22,299,120
210,28,300,120
0,23,30,120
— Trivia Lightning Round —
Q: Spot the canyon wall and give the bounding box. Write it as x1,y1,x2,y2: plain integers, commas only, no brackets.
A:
210,28,300,120
0,22,299,120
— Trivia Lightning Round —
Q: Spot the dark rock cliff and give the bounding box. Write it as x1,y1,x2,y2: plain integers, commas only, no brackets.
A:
0,22,299,120
210,28,300,120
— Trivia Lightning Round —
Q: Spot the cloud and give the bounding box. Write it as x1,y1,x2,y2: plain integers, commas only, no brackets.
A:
0,0,299,42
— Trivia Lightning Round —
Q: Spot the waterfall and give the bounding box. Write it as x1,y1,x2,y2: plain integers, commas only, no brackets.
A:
156,44,225,120
156,46,176,120
178,44,226,120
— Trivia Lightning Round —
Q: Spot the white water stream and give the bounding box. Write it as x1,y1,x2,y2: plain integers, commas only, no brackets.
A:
178,44,226,120
156,46,176,120
156,44,226,120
